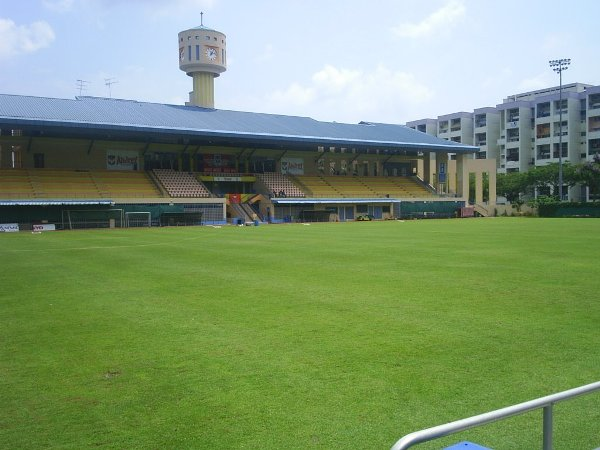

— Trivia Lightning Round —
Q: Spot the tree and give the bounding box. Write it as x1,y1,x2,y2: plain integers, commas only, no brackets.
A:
496,171,530,203
526,163,578,199
575,154,600,200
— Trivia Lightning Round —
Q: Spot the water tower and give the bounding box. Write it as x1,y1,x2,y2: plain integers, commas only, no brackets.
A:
178,16,226,108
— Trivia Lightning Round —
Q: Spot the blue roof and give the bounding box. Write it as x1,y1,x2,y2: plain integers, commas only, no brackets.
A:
0,199,114,206
0,94,477,153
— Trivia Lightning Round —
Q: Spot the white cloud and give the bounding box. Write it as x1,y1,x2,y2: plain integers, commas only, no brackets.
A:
263,64,434,123
0,19,56,59
42,0,75,12
392,0,466,39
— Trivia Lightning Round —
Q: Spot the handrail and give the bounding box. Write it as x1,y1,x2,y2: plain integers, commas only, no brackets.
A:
391,381,600,450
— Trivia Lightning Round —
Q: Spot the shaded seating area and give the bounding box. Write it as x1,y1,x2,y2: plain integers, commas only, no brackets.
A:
91,170,162,198
293,175,435,198
293,176,342,197
153,169,210,198
0,169,36,198
0,169,163,199
357,176,435,198
257,173,305,198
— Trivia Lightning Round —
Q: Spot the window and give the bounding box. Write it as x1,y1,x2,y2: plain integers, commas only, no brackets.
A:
536,124,550,139
537,102,550,118
475,132,486,146
507,149,519,162
196,45,200,60
188,45,191,61
553,120,568,136
475,114,486,128
553,142,568,158
537,144,550,159
507,128,519,142
451,118,461,132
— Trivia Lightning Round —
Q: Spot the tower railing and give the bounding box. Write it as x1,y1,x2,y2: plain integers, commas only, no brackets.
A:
390,381,600,450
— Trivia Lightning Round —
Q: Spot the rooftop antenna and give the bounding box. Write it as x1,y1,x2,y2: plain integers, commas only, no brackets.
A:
200,11,204,26
105,78,118,98
76,79,89,96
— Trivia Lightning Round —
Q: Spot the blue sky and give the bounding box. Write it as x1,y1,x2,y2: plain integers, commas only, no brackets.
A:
1,0,599,124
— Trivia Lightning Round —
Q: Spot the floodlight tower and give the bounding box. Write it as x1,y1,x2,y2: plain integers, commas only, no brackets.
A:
549,58,570,201
178,13,226,108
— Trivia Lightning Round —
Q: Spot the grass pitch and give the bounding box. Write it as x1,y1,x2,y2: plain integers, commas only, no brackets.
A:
1,218,599,449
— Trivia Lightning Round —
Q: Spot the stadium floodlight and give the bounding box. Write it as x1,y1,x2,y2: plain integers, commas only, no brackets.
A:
548,58,571,201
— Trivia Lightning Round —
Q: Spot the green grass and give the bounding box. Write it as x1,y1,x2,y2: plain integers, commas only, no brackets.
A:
1,218,599,449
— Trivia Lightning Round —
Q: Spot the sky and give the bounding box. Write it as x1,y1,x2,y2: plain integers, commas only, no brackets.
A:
1,0,599,125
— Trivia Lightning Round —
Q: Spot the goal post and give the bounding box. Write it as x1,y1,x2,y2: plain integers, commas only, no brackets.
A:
125,211,152,228
62,208,124,230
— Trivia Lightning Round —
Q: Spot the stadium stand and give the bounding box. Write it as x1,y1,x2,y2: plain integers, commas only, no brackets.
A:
290,175,435,198
0,169,164,199
292,176,342,198
0,169,35,198
153,169,211,198
257,173,305,198
90,171,162,198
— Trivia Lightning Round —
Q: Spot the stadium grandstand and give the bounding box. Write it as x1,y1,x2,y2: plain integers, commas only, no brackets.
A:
0,94,498,230
0,20,496,231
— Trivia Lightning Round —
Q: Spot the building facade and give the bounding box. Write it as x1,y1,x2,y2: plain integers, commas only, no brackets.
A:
407,82,600,201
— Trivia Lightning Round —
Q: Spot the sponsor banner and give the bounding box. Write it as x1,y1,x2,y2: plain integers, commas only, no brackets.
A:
281,157,304,175
214,176,242,182
0,223,19,232
107,150,139,170
33,224,56,232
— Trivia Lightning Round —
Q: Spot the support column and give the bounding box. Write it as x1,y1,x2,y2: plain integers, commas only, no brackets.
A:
488,168,497,207
455,154,470,200
437,153,449,194
475,171,483,204
422,153,431,185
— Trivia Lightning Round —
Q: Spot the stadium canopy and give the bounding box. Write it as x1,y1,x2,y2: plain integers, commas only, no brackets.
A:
0,199,114,206
0,94,478,155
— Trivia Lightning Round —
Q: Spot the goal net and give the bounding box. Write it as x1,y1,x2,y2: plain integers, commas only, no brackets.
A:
125,211,152,228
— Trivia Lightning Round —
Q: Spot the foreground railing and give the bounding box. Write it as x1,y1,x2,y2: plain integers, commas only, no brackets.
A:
391,381,600,450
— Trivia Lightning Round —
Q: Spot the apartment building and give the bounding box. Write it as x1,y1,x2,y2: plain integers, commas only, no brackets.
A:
407,82,600,201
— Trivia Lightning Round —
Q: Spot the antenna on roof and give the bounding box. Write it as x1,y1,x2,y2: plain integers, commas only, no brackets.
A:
105,78,118,98
76,79,89,96
200,11,204,26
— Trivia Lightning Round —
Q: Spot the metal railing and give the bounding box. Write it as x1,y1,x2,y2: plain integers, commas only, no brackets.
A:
391,381,600,450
